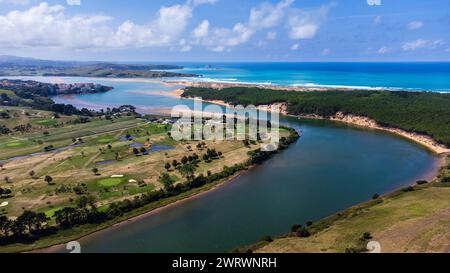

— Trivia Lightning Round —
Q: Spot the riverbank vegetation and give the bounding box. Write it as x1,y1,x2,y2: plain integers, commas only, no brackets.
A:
234,155,450,253
0,106,299,252
182,87,450,147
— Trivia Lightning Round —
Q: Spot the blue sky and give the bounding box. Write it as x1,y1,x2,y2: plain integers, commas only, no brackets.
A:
0,0,449,61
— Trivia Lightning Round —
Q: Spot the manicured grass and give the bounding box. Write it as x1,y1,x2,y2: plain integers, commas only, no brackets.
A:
33,119,59,127
94,135,117,144
0,139,34,149
98,178,125,188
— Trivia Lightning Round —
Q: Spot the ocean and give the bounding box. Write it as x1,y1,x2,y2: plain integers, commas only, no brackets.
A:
166,62,450,92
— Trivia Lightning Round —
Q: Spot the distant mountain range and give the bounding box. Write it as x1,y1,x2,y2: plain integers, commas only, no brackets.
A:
0,55,197,78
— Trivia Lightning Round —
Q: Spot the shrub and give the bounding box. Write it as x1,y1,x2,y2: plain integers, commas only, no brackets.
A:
261,235,273,242
416,180,428,185
296,227,311,238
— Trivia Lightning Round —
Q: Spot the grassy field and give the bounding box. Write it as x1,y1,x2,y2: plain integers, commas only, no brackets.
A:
252,156,450,253
1,106,290,246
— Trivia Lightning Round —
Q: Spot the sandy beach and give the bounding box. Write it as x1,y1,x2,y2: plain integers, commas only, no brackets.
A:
299,112,450,155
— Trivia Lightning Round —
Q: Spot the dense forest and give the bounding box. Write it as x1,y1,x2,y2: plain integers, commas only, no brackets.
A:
182,87,450,147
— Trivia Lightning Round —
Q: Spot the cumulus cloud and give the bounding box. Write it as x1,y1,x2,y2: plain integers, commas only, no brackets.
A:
193,0,329,52
407,21,424,30
0,0,331,53
378,46,390,54
193,20,210,38
248,0,293,29
290,43,300,50
402,39,443,51
0,1,214,50
288,4,332,40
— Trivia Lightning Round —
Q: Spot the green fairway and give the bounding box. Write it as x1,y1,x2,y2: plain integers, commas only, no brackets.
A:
1,139,33,149
98,178,125,187
33,119,60,127
95,135,117,144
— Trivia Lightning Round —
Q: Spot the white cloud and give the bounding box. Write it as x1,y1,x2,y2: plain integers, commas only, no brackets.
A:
266,32,277,40
291,43,300,50
0,2,199,50
378,46,390,54
248,0,293,29
0,0,331,53
193,20,209,38
195,0,295,52
402,39,444,51
178,39,192,52
407,21,423,30
288,4,332,40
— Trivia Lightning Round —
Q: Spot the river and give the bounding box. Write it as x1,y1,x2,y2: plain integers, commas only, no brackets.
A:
23,76,438,253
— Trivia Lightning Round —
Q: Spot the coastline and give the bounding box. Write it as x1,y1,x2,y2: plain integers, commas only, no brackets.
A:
179,92,448,155
7,78,447,253
298,113,450,155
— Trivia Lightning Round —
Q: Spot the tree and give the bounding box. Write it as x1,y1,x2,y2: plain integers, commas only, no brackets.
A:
296,227,311,238
44,175,53,185
181,156,188,165
115,151,120,161
0,216,12,237
29,170,35,178
107,144,112,150
92,168,99,176
159,173,174,188
75,195,97,210
179,164,196,181
291,224,302,233
164,163,171,171
16,210,47,234
362,232,373,240
172,160,179,169
4,176,11,183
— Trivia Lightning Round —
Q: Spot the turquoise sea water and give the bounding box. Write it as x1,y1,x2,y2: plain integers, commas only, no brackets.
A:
168,62,450,92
